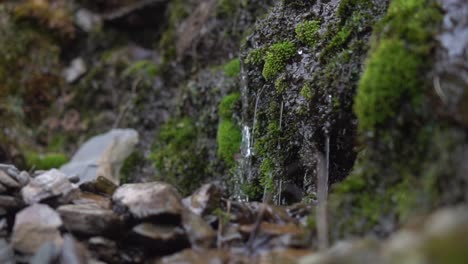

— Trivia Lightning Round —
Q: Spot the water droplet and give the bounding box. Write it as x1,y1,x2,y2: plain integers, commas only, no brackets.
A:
298,49,303,55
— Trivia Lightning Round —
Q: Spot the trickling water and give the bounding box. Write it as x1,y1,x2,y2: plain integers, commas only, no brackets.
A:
317,135,330,250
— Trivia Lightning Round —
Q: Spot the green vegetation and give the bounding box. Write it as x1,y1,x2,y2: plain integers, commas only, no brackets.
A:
329,0,446,238
151,118,207,195
295,20,321,47
245,47,265,66
26,152,68,170
120,151,144,184
123,60,159,78
354,0,441,133
355,39,421,131
217,93,242,166
300,82,314,100
223,58,241,77
274,76,288,94
219,92,241,119
262,41,296,80
259,158,275,192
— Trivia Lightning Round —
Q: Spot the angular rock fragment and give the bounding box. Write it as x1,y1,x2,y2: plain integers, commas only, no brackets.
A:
21,169,80,205
0,170,20,190
0,195,23,211
112,182,183,221
58,204,124,237
182,183,222,216
60,129,139,185
80,176,118,196
12,204,63,254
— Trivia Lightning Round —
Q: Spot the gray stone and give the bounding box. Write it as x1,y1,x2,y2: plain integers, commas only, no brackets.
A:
63,58,87,83
0,170,20,189
182,183,222,216
21,169,80,205
75,9,102,32
12,204,63,254
60,129,139,185
0,239,14,264
112,182,183,220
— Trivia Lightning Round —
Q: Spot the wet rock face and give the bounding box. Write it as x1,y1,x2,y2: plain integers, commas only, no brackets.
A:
240,0,388,200
112,182,183,221
60,129,139,185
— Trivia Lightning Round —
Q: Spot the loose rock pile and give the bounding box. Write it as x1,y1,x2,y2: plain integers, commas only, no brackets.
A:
0,164,314,263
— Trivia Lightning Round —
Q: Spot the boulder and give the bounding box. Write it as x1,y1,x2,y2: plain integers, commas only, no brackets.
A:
11,204,63,254
60,129,139,185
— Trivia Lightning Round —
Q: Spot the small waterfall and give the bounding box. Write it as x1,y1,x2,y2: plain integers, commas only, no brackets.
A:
316,135,330,250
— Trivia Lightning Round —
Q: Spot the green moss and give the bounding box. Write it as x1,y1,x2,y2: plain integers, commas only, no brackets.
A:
219,93,241,119
241,182,263,200
274,76,288,94
259,158,275,192
123,60,159,78
354,0,441,133
151,118,207,195
120,151,144,184
324,25,352,55
223,58,241,77
217,0,239,16
262,41,296,80
26,152,68,170
217,119,241,166
295,20,321,47
245,47,265,66
300,82,314,100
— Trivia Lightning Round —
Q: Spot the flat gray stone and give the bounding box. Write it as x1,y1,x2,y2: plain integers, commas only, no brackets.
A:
112,182,183,220
60,129,138,185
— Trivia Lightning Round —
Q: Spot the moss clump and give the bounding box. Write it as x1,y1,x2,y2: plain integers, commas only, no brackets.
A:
274,76,288,94
300,82,314,100
354,0,441,133
262,41,296,80
355,39,421,131
259,158,275,192
151,118,207,195
26,152,68,170
217,119,242,166
217,93,242,166
219,92,241,119
123,60,159,78
295,20,321,47
245,47,265,66
224,58,241,77
120,151,144,184
329,0,446,239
